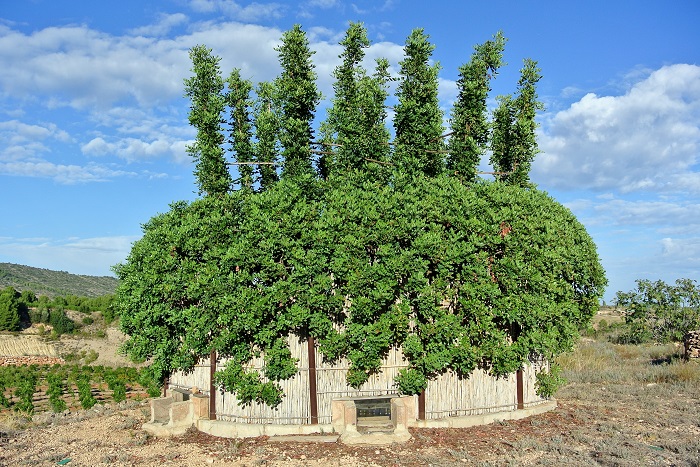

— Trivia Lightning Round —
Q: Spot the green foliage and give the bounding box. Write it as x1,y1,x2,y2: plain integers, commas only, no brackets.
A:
49,307,75,335
275,24,321,180
615,278,700,343
185,45,232,196
13,370,37,414
535,364,565,398
0,375,9,408
47,372,67,413
226,68,256,190
0,287,22,331
448,31,506,182
115,177,606,404
105,372,127,403
393,28,445,177
113,24,605,408
252,81,281,189
320,22,392,180
490,59,544,187
76,373,96,409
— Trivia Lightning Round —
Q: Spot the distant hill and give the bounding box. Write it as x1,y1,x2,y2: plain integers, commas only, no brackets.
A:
0,263,118,298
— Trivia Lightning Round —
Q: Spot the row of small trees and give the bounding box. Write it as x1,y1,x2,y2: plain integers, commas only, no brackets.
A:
115,23,607,406
0,364,160,415
186,24,541,196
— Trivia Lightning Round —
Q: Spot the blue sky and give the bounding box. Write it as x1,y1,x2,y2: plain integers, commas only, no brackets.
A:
0,0,698,302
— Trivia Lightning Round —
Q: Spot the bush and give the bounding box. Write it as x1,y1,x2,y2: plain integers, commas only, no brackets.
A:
13,372,37,414
535,364,565,398
47,372,67,413
49,307,75,335
76,373,96,409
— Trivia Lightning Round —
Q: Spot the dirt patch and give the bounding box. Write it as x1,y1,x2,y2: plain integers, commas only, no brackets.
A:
1,325,135,368
1,382,699,466
0,334,59,357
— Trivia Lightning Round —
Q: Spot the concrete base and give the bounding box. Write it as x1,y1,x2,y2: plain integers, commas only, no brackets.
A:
142,391,210,438
197,419,336,439
143,389,557,446
340,429,412,445
411,400,558,429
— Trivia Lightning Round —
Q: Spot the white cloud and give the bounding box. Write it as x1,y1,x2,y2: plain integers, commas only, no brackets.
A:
592,198,700,228
307,0,340,8
0,160,136,184
535,64,700,194
188,1,286,21
130,13,188,37
0,120,72,162
81,136,187,162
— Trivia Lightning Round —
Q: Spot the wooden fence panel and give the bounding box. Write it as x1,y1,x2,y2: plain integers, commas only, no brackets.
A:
168,337,547,424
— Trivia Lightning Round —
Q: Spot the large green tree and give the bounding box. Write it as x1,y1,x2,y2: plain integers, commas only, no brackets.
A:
114,24,606,407
490,58,543,186
226,68,255,191
320,22,392,179
0,287,22,331
615,278,700,343
252,81,281,190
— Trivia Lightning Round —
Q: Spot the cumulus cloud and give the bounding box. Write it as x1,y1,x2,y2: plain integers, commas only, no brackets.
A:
590,198,700,229
0,160,136,184
81,136,187,162
0,24,190,109
534,64,700,194
0,120,72,162
188,0,286,21
130,13,188,37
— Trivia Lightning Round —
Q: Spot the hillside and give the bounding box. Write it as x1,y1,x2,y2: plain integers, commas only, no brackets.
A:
0,262,118,297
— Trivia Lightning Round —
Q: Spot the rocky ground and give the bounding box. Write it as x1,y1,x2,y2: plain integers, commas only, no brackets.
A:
1,321,699,466
1,384,699,467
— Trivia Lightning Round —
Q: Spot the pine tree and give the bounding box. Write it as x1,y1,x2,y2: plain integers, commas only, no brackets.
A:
275,25,321,180
393,28,444,177
184,45,232,196
448,32,506,182
0,287,21,332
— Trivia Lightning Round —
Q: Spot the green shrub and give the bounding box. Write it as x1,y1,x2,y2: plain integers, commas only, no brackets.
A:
49,307,75,335
76,374,96,409
47,372,67,413
13,372,37,414
535,364,565,398
0,287,22,331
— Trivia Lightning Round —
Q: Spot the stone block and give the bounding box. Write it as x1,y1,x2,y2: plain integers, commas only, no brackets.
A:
331,399,357,434
191,394,209,420
150,397,173,424
391,397,411,432
169,401,191,425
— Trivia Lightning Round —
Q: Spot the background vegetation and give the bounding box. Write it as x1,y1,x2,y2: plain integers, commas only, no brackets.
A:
0,263,117,298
